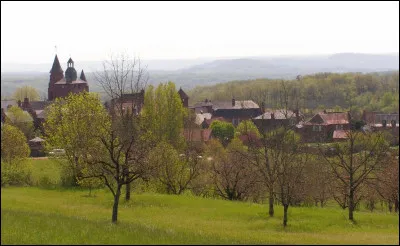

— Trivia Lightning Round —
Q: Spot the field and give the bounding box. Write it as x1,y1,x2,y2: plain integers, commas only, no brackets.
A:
1,158,399,245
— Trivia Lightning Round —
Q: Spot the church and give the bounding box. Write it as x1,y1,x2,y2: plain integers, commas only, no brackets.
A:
1,54,90,132
48,55,89,100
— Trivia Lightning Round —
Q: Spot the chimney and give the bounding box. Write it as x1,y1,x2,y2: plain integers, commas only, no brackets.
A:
17,100,21,108
23,97,30,109
323,109,327,114
232,98,236,107
294,109,300,122
205,98,208,103
271,113,275,119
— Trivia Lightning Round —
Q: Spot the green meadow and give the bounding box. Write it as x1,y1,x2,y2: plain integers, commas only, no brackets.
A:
1,158,399,245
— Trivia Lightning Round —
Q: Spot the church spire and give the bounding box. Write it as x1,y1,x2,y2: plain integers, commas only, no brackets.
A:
50,54,63,74
80,69,87,82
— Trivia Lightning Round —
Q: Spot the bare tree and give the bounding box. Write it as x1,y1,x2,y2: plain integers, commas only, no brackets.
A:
319,130,390,221
244,80,302,217
94,52,150,202
273,129,308,227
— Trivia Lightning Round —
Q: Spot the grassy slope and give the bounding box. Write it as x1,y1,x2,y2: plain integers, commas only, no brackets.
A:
2,187,398,245
1,158,399,244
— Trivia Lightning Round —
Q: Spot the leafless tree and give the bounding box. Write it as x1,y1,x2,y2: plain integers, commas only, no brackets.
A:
319,130,390,221
93,52,150,202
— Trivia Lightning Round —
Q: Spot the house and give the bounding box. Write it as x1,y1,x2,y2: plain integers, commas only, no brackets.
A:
297,110,351,142
252,109,302,133
28,137,46,157
183,128,212,143
17,98,51,131
362,111,399,145
107,90,145,116
191,98,261,127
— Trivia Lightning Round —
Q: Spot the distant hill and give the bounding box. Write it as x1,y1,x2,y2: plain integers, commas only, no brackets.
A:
1,53,398,98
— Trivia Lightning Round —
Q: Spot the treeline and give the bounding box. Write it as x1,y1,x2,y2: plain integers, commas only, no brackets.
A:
188,71,400,116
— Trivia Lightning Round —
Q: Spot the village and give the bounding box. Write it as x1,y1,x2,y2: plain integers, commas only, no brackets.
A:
1,54,399,156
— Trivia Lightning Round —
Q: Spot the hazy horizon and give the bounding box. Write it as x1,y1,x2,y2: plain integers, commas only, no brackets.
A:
1,1,399,64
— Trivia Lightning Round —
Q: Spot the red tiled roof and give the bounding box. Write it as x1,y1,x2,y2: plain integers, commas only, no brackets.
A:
54,78,88,84
333,130,350,139
305,112,349,125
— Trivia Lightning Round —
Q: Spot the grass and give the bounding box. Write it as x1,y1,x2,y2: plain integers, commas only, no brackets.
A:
1,158,399,244
2,187,399,245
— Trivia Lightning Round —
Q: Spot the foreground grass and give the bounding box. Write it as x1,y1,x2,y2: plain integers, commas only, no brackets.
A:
1,187,398,245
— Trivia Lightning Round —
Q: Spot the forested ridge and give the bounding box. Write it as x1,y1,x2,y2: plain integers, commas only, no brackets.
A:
188,71,399,117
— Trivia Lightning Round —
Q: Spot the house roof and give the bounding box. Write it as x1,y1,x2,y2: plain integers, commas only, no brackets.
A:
193,100,259,110
50,54,63,74
253,109,301,120
305,112,349,125
195,113,212,125
29,137,45,142
1,100,17,111
80,70,87,82
213,100,259,110
363,111,399,124
29,101,51,111
178,88,189,99
333,130,350,139
54,78,88,84
35,110,47,119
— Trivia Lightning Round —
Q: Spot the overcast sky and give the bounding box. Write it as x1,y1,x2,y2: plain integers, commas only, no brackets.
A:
1,1,399,64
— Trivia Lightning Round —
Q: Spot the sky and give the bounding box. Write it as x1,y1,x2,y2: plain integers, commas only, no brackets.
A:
1,1,399,64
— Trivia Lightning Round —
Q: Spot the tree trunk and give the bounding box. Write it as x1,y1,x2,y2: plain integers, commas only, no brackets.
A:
388,200,393,213
112,186,121,223
268,187,274,217
349,189,354,221
394,199,399,213
125,182,131,201
283,204,289,227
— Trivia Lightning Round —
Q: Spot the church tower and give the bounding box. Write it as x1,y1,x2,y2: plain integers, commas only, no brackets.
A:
65,58,77,83
48,54,64,101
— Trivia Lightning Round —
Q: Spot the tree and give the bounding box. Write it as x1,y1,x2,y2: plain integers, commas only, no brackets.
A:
209,120,235,147
1,124,31,187
235,120,260,138
374,155,399,213
13,86,40,102
142,82,186,149
4,106,35,140
320,130,390,221
94,52,150,202
272,128,308,227
44,92,108,186
210,138,260,201
1,124,30,164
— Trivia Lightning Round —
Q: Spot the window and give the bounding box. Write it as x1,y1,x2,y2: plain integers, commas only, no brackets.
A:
312,125,322,132
335,125,343,130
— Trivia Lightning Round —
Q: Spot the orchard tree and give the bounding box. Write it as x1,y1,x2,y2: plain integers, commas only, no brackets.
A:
320,130,390,221
94,52,150,201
